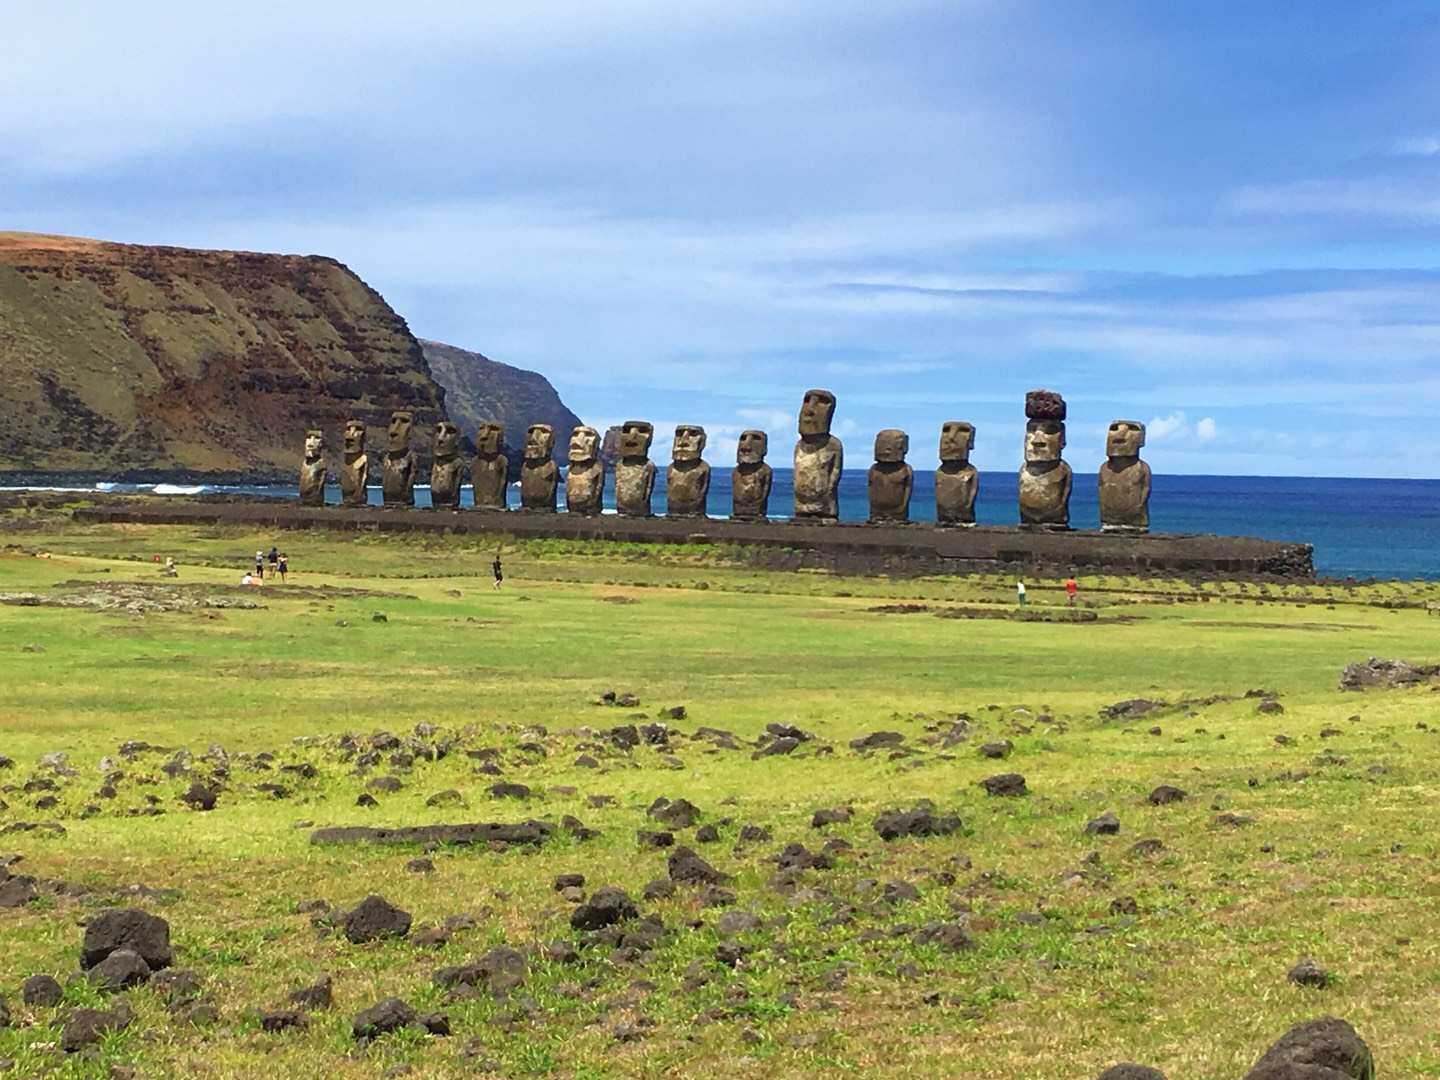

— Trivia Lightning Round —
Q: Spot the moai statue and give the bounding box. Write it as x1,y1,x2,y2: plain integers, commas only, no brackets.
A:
472,423,508,511
566,425,605,515
339,419,370,508
1099,420,1151,533
1018,390,1071,529
430,420,463,509
867,429,913,524
382,410,418,507
935,421,978,526
614,420,656,517
520,424,559,511
298,429,327,507
667,424,710,517
731,429,773,520
793,389,843,521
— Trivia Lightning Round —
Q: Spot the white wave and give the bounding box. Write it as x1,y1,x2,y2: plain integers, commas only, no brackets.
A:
152,484,207,495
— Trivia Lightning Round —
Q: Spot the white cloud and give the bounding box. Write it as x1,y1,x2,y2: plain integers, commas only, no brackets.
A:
1147,412,1189,441
1220,178,1440,223
1392,135,1440,157
1195,417,1217,441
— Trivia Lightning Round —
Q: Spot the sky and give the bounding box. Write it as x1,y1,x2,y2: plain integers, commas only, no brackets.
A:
5,1,1440,476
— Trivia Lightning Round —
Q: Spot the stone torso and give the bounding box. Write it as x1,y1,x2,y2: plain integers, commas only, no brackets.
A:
793,436,843,519
299,460,327,506
340,453,369,507
731,463,773,519
666,461,710,517
520,460,559,511
867,463,913,523
382,451,417,506
430,458,464,509
472,454,508,510
566,461,606,515
1098,458,1151,531
614,460,656,517
1018,461,1072,527
935,463,978,525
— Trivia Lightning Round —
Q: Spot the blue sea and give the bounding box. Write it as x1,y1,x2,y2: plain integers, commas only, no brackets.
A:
18,472,1440,580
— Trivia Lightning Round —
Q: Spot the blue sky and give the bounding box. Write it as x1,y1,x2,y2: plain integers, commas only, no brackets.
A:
5,2,1439,476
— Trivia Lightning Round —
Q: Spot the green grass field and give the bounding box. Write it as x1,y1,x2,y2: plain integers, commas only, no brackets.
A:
0,514,1437,1078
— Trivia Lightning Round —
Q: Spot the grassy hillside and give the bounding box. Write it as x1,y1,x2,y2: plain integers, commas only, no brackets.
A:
0,232,445,478
0,512,1435,1077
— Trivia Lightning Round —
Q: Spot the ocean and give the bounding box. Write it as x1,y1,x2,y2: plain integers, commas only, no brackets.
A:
15,472,1440,580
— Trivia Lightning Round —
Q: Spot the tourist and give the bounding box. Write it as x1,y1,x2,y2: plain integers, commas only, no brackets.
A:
1016,579,1027,607
241,571,254,587
492,551,504,591
1065,575,1078,606
268,546,279,576
254,550,265,581
278,553,289,583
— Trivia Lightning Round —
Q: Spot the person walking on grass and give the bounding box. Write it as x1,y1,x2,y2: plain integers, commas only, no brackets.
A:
277,552,289,584
268,546,279,578
492,551,504,591
254,550,265,582
1065,575,1078,606
1016,578,1027,607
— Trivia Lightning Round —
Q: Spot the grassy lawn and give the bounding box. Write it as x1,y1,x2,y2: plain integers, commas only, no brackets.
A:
0,514,1437,1078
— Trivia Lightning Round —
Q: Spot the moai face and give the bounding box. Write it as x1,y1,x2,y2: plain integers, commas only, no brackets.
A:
569,425,599,463
619,421,654,458
433,421,459,458
1106,420,1146,458
798,389,837,437
737,429,768,465
1024,419,1066,464
387,411,413,453
939,421,975,464
874,429,908,463
673,425,707,463
525,424,554,461
343,419,366,454
304,430,323,459
475,423,504,456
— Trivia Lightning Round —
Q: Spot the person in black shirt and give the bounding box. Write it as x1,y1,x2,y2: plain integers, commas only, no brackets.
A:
492,552,503,590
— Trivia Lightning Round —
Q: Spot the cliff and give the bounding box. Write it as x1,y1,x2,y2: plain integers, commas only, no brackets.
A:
0,231,447,480
420,339,581,470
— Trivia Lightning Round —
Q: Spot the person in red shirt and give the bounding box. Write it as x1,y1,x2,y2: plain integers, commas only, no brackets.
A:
1065,576,1078,606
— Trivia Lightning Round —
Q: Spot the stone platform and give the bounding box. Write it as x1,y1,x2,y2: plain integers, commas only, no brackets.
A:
72,499,1316,579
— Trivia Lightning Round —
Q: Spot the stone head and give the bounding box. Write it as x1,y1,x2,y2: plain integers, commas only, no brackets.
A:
672,424,707,463
939,421,975,464
304,429,324,459
569,425,599,463
475,422,504,456
798,389,837,437
1024,419,1066,464
525,424,555,461
343,419,366,454
737,429,768,465
619,420,654,459
433,421,459,458
1106,420,1146,458
387,410,414,453
874,428,908,464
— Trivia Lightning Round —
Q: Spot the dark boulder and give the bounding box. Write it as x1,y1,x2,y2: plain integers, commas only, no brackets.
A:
668,846,731,885
23,974,63,1007
980,773,1027,797
1243,1017,1374,1079
352,996,417,1040
571,887,638,930
81,909,173,971
88,948,152,991
341,895,412,944
873,808,961,841
61,1002,133,1053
